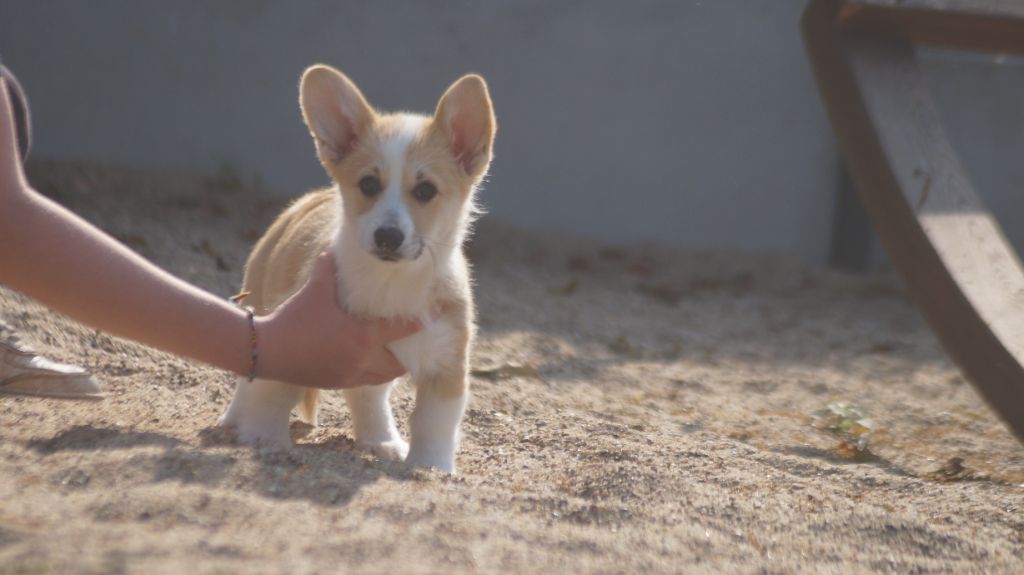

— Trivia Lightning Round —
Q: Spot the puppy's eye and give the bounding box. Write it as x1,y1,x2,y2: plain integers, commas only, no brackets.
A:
358,176,382,197
411,181,438,203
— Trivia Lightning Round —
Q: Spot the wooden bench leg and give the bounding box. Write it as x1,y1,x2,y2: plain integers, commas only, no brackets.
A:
802,0,1024,441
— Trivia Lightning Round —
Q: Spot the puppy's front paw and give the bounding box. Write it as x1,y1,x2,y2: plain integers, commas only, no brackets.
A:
236,421,293,450
357,437,409,462
405,445,455,474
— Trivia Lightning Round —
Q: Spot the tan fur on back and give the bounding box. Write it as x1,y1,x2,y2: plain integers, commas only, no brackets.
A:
242,189,338,315
241,188,338,423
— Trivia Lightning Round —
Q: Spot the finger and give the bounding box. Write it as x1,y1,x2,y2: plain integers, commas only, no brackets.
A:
361,350,407,384
349,369,401,388
372,317,423,343
304,251,337,297
290,251,348,316
0,79,26,185
279,252,332,311
360,371,400,387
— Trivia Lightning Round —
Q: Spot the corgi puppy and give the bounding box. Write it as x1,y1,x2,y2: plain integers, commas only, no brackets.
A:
217,65,495,473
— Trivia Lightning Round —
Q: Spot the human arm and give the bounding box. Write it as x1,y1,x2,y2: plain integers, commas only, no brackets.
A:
0,78,417,388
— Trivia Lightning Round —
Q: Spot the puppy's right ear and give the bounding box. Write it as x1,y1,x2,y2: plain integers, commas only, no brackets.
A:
299,65,374,165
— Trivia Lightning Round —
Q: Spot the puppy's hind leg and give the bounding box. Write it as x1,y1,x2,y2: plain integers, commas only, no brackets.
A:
218,378,303,449
344,381,408,461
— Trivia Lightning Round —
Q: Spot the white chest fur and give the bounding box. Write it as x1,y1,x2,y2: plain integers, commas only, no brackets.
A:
331,230,464,380
387,318,460,379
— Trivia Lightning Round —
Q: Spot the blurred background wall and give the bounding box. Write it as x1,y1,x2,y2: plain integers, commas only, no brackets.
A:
1,0,1022,267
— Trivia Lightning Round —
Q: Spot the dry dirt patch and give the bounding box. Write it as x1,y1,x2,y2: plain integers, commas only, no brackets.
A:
1,161,1023,573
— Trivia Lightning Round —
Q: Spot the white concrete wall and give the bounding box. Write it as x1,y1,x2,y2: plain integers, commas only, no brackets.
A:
1,1,1022,265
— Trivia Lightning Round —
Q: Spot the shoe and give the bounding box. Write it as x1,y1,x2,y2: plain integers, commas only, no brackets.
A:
0,325,103,400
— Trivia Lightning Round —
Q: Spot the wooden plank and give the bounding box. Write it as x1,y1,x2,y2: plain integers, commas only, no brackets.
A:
803,0,1024,440
847,0,1024,19
842,0,1024,53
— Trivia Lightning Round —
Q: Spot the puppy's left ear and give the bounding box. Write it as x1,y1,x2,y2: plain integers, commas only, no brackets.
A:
434,74,496,180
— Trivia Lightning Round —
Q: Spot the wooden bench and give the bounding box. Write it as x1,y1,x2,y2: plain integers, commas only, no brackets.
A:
802,0,1024,440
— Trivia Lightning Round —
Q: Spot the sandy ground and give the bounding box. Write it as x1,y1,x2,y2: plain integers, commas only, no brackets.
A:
2,160,1024,574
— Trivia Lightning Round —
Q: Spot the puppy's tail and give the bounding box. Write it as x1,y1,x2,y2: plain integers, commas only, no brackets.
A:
299,388,320,426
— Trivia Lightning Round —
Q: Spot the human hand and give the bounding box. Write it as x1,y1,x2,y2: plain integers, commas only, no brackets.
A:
254,252,421,389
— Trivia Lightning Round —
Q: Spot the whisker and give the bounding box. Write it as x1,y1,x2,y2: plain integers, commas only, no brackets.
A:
425,243,440,276
423,237,460,250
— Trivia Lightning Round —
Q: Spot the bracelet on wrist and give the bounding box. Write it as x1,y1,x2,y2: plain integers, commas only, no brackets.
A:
229,291,258,382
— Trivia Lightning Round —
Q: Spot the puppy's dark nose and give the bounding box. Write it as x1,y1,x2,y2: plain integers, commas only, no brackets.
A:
374,226,404,253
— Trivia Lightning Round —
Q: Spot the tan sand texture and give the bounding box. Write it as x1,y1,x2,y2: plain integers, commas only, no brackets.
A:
2,161,1023,574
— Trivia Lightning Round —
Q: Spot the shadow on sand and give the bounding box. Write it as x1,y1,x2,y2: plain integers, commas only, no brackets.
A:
28,423,421,507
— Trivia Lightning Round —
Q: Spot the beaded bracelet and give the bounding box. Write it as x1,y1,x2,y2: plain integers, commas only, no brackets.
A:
230,291,258,382
243,307,258,382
